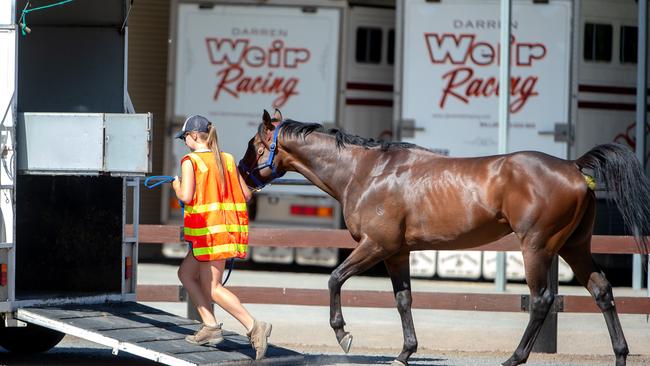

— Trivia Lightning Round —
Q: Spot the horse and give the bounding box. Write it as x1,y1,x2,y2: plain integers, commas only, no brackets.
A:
238,109,650,366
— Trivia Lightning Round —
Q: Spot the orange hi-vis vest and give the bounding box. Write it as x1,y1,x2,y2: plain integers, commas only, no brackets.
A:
182,151,248,261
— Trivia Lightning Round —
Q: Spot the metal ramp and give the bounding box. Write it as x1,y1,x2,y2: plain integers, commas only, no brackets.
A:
16,302,303,366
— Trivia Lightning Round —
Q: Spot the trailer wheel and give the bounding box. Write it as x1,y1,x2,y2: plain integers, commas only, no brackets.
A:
0,322,65,353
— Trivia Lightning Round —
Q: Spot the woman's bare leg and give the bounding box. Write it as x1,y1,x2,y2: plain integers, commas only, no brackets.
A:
178,252,218,326
199,260,254,331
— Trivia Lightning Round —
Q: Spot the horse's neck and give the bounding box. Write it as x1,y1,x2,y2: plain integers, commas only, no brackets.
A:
282,134,359,200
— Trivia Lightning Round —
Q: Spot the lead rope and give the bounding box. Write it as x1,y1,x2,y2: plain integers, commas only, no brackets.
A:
143,175,234,285
144,175,175,188
19,0,75,36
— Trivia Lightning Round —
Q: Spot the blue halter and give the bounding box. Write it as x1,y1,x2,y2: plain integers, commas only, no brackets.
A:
240,121,286,190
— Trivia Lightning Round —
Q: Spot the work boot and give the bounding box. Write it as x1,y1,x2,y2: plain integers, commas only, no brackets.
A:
247,319,272,360
185,323,224,345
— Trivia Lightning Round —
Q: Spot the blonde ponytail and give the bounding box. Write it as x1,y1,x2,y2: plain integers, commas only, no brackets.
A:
207,125,225,195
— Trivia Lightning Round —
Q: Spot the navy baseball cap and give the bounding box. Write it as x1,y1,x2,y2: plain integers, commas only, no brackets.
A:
175,115,211,139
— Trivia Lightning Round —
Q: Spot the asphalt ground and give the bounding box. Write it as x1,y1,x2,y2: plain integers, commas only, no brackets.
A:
1,263,648,365
1,338,649,366
140,263,650,365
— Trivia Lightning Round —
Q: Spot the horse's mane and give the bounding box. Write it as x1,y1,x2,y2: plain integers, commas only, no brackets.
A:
278,119,421,152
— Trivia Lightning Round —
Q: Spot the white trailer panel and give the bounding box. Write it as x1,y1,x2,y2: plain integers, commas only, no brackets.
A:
436,251,482,279
398,0,572,158
172,3,341,167
409,251,437,278
482,251,575,283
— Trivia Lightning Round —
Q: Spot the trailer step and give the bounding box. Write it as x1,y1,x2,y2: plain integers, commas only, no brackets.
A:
16,302,303,366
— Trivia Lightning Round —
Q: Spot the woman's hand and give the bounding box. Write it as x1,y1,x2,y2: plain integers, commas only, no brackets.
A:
171,176,180,193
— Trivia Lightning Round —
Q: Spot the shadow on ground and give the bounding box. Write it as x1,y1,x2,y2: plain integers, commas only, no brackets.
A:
0,347,158,365
0,349,447,366
304,354,448,365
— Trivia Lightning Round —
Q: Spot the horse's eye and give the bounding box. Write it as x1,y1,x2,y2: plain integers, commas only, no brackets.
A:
257,147,265,155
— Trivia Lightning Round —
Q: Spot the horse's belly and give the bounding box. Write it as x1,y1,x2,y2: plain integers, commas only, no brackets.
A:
407,222,512,251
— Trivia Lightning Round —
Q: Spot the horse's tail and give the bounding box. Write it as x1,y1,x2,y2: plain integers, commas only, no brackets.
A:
575,143,650,255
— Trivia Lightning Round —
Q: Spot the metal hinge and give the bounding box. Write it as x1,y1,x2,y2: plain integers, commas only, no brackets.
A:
3,313,27,328
179,286,188,302
399,119,423,139
538,123,571,143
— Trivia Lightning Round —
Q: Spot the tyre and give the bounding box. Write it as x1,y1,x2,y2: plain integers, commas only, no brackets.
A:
0,322,65,353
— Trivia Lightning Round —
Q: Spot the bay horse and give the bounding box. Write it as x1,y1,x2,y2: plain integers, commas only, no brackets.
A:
238,109,650,366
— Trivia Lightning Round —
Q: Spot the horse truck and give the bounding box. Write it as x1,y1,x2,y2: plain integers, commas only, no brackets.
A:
393,0,643,283
1,1,300,364
162,0,642,284
163,0,403,270
162,0,353,267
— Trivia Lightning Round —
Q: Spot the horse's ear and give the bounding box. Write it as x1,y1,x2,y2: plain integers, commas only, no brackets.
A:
262,109,273,129
274,109,283,122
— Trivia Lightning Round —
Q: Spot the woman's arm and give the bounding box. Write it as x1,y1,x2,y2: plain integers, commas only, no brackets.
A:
237,171,253,202
172,159,195,204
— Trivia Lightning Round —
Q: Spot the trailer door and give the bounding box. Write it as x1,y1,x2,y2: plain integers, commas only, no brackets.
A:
396,0,572,158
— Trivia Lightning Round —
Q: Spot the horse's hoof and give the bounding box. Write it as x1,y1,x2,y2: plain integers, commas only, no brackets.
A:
338,333,353,353
391,360,407,366
501,357,521,366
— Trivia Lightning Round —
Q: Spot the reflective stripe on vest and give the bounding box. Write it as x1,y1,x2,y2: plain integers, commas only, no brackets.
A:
184,224,248,236
182,152,248,261
184,202,247,214
192,243,249,257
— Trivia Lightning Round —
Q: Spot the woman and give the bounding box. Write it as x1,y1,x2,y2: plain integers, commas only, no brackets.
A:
172,115,272,360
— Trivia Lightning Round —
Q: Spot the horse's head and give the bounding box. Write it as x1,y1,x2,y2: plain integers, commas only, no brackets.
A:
238,109,287,190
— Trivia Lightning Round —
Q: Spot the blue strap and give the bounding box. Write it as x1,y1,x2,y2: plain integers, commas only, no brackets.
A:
247,172,266,190
144,175,184,208
240,122,287,190
144,175,176,189
222,258,235,286
265,125,282,169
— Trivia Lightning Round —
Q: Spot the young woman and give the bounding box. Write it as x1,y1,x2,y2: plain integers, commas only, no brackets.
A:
172,115,271,360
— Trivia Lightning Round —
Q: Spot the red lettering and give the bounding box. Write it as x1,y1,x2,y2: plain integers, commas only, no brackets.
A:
213,65,242,100
439,66,539,113
207,38,306,106
440,67,473,107
213,65,299,107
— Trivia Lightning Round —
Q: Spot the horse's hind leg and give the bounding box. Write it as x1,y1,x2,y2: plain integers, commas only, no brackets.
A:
502,247,555,366
559,236,629,365
328,235,389,353
384,252,417,366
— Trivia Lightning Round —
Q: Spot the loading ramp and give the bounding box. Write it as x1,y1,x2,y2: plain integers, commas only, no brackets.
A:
16,302,303,366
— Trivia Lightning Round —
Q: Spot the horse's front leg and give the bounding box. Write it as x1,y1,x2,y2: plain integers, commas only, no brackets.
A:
328,235,387,353
384,252,417,366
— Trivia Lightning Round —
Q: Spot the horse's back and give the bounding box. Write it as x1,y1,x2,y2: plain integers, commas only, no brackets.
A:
394,149,589,250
